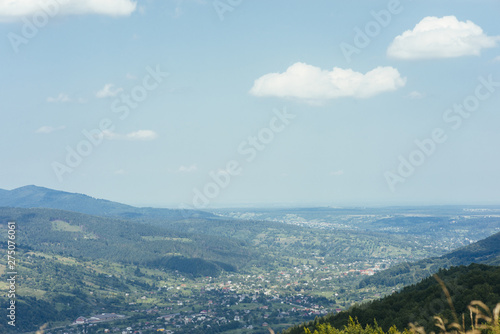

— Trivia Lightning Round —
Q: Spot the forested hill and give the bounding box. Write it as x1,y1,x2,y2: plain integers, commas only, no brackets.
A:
0,207,250,276
358,230,500,289
445,230,500,265
283,263,500,334
0,185,213,220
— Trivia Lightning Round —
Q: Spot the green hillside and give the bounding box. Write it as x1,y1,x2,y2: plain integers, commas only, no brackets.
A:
0,207,250,274
283,263,500,334
359,231,500,289
0,207,251,332
0,185,213,220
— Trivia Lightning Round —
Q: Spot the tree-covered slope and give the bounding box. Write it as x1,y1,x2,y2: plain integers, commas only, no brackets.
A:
0,207,253,333
0,185,213,220
0,207,251,275
283,263,500,334
358,231,500,289
444,231,500,265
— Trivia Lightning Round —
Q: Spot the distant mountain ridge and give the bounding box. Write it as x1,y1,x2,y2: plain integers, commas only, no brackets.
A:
0,185,213,220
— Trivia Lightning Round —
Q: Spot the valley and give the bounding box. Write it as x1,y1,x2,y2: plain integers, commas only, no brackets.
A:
0,187,499,333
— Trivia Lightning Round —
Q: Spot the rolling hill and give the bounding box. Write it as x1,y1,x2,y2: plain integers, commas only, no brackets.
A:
0,185,213,220
0,207,250,275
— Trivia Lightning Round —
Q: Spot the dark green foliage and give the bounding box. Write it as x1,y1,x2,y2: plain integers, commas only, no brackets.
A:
150,256,235,277
283,264,500,334
0,294,94,333
0,207,252,272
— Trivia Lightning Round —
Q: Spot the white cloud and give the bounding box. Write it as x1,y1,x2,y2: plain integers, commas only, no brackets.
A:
178,164,198,173
96,84,123,98
250,63,406,102
114,169,127,175
330,170,344,176
35,125,66,134
406,91,425,99
493,56,500,63
0,0,137,22
101,129,158,141
387,16,500,60
47,93,71,103
126,130,158,141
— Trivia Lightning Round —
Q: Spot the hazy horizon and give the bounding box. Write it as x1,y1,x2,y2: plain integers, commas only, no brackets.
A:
3,184,500,209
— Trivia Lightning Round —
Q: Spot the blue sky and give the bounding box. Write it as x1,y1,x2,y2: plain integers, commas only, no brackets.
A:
1,0,500,208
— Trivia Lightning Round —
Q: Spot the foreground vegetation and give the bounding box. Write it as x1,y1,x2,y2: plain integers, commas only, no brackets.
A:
299,298,500,334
